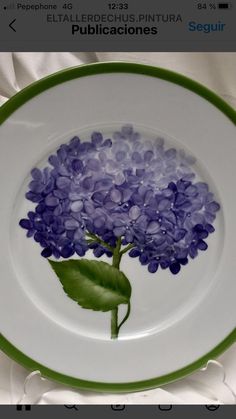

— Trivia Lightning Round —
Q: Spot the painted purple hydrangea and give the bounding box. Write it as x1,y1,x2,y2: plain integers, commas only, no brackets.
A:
19,125,220,339
20,125,220,276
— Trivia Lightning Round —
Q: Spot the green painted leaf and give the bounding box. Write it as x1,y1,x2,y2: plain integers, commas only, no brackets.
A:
49,259,131,312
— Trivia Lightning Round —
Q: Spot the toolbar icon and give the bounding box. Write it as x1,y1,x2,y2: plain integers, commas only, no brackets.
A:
158,405,173,411
111,405,126,411
64,405,79,411
206,405,220,411
9,18,16,32
16,405,31,411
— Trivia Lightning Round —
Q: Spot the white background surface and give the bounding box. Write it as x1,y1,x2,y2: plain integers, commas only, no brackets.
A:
0,52,235,404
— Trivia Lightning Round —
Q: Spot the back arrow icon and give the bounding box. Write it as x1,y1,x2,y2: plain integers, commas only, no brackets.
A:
9,19,16,32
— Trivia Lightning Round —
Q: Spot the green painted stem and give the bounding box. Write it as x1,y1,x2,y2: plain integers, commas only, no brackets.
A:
118,301,131,333
111,239,122,339
111,307,119,339
86,232,114,252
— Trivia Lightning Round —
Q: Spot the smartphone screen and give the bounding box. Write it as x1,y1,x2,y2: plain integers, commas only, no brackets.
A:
0,0,235,409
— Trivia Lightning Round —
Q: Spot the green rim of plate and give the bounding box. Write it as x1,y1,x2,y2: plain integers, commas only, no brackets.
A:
0,62,235,393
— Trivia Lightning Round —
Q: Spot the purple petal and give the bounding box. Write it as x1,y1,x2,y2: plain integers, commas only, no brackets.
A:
165,148,176,159
204,211,216,223
144,150,154,162
160,260,170,269
36,203,46,214
139,253,149,265
95,178,113,190
110,189,122,203
72,159,83,173
185,185,198,197
41,247,52,258
25,191,42,203
205,201,220,213
158,198,171,211
84,201,94,215
104,199,117,210
82,176,94,191
191,213,205,225
75,244,86,257
60,246,74,258
29,180,45,194
94,216,106,228
132,152,142,163
169,262,181,275
56,177,71,189
121,124,133,136
65,219,80,230
175,193,186,206
205,223,215,233
45,195,59,207
122,189,133,202
129,205,141,220
87,158,100,171
48,155,60,168
19,219,32,230
173,229,186,242
103,139,112,148
57,145,68,161
189,244,198,259
70,136,80,148
129,248,140,258
148,261,159,273
196,182,209,195
146,221,160,234
70,200,83,212
91,131,103,145
197,240,208,251
113,227,126,237
115,151,126,162
31,168,43,181
114,172,126,186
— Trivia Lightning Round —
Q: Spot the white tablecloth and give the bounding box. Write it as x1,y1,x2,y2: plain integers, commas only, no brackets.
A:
0,52,235,404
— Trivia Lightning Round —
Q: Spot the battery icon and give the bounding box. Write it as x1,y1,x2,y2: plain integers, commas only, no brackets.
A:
218,3,231,8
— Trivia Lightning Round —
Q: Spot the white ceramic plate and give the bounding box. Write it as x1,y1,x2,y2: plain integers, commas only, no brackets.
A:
0,63,235,392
